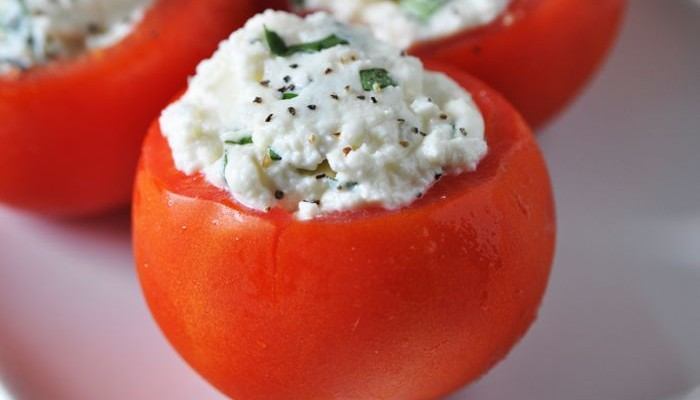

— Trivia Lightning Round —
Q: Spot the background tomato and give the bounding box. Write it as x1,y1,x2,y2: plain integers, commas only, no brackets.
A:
0,0,257,217
259,0,625,128
412,0,626,128
133,64,556,400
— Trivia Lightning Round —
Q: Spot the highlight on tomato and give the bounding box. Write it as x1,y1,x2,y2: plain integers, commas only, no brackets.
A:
270,0,626,128
132,11,556,398
0,0,258,217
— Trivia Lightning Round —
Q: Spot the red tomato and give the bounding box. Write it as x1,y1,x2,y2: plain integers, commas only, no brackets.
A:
265,0,625,128
0,0,257,217
133,64,556,399
413,0,626,128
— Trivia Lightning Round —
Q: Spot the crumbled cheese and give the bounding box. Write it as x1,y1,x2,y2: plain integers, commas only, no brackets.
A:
294,0,511,49
160,11,487,220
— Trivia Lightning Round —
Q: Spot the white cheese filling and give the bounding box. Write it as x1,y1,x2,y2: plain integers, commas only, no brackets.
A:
160,11,487,220
0,0,152,74
293,0,511,49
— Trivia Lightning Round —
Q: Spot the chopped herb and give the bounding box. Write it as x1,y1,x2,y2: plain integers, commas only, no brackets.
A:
225,136,253,145
399,0,448,22
360,68,397,91
288,34,349,54
222,150,230,185
340,181,359,191
282,92,298,100
263,26,289,56
268,148,282,161
264,27,349,57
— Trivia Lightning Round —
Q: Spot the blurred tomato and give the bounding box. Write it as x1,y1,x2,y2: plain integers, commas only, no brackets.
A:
0,0,257,216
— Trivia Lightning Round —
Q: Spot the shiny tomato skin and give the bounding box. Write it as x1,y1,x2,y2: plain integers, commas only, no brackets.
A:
0,0,257,217
412,0,626,128
133,64,555,399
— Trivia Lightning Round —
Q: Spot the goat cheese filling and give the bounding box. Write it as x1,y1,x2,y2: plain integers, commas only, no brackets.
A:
291,0,512,49
0,0,152,73
160,11,487,220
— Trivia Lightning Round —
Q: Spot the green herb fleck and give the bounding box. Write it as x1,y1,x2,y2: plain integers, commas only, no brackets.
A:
264,26,289,56
288,34,349,55
360,69,397,91
398,0,448,21
264,27,349,57
225,136,253,145
222,150,229,185
282,92,299,100
268,148,282,161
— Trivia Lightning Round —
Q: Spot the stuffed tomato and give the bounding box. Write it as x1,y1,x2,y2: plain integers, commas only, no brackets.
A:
280,0,626,128
0,0,257,216
134,11,555,400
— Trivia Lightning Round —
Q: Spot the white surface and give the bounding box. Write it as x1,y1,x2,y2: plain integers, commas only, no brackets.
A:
0,0,699,399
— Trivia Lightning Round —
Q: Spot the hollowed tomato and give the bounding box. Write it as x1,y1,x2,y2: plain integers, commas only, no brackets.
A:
133,63,556,400
260,0,626,128
0,0,257,216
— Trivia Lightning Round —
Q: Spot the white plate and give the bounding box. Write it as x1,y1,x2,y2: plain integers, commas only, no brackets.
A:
1,1,699,399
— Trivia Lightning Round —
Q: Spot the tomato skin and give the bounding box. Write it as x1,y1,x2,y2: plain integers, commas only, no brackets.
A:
133,65,555,399
0,0,257,217
412,0,626,128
